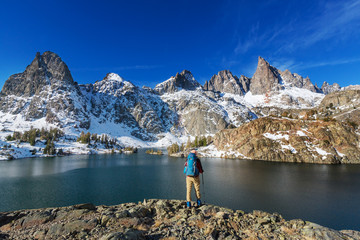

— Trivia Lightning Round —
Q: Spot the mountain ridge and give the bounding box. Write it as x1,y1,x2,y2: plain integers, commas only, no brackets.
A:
0,51,358,159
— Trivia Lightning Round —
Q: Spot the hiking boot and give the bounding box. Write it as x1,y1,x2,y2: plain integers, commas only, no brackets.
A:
197,199,202,207
186,201,192,208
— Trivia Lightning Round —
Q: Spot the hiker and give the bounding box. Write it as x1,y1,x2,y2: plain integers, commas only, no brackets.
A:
184,149,204,208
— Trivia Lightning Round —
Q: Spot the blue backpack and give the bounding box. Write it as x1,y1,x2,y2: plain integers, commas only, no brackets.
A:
184,153,199,176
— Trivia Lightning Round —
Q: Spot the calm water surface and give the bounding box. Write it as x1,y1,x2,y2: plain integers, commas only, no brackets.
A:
1,150,360,231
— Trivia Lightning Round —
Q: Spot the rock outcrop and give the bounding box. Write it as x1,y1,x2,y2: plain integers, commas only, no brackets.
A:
213,117,360,164
0,199,358,240
318,89,360,126
320,90,360,109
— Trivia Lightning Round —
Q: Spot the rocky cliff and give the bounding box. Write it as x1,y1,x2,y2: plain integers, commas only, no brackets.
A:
318,89,360,126
213,117,360,164
0,199,358,240
153,70,201,95
203,70,249,95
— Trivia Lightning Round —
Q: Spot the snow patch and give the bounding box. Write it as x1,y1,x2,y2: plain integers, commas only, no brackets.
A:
296,131,307,137
315,147,330,156
263,132,289,141
105,73,124,82
199,145,247,159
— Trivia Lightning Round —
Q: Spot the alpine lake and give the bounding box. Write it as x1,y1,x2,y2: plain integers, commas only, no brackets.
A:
1,149,360,231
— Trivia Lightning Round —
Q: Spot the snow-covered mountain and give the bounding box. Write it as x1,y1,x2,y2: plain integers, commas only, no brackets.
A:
82,72,177,140
0,51,351,147
0,51,89,134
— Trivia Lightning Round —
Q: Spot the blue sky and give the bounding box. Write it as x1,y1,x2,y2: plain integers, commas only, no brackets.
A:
1,0,360,88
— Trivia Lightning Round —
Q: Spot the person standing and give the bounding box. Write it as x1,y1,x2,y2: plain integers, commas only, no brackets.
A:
184,149,204,208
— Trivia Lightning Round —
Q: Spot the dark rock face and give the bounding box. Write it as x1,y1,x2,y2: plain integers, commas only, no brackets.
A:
154,70,201,94
204,70,246,95
1,51,75,97
0,199,357,240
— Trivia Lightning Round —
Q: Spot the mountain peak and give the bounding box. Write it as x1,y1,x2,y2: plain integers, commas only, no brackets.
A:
250,56,281,95
1,51,75,97
154,70,201,94
204,70,247,95
258,56,268,65
177,70,196,83
249,56,320,95
103,73,124,82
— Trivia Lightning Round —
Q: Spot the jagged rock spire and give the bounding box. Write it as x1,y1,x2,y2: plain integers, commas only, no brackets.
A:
249,57,281,95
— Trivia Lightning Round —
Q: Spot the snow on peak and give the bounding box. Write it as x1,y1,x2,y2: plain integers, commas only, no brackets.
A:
104,73,124,82
93,73,135,96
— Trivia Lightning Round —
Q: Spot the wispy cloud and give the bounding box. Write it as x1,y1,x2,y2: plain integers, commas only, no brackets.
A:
234,23,261,54
271,58,297,71
234,0,360,54
298,57,360,70
280,0,360,52
304,0,360,46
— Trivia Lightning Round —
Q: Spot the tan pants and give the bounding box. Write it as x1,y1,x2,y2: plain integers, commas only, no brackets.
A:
186,176,201,202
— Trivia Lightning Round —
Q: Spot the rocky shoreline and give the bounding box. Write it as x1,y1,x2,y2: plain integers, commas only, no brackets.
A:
0,199,359,240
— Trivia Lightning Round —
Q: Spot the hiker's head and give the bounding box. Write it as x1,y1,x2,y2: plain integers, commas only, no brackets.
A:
191,149,197,154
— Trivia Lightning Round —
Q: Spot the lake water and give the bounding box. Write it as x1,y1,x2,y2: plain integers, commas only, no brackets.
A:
1,150,360,231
